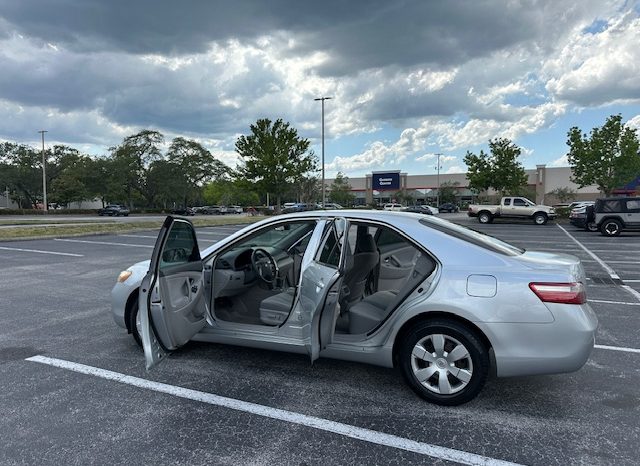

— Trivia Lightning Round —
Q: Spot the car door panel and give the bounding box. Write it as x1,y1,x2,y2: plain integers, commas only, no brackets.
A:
140,216,206,370
300,218,347,361
378,244,416,290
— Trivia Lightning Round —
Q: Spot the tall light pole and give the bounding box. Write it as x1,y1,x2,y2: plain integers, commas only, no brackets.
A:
435,153,442,207
38,130,48,212
314,96,332,208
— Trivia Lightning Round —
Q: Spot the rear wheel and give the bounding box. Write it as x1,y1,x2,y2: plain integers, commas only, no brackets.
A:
478,212,492,224
600,219,622,237
399,320,489,406
533,213,547,225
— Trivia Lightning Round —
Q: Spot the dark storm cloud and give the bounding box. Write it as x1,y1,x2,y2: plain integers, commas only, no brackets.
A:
1,0,550,73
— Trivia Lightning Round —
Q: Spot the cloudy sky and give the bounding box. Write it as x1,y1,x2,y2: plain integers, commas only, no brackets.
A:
1,0,640,177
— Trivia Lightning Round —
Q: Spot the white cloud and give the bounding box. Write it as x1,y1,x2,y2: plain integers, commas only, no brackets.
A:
627,115,640,131
550,154,569,167
446,165,465,174
544,11,640,106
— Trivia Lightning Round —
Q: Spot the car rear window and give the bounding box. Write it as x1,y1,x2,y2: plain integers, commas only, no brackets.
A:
419,217,524,256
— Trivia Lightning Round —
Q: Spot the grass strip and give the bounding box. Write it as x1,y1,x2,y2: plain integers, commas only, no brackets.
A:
0,216,265,241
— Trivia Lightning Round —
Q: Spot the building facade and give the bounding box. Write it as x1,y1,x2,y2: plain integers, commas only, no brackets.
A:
328,165,607,206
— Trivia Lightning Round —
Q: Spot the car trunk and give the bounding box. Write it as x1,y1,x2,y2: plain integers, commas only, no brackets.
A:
513,251,586,283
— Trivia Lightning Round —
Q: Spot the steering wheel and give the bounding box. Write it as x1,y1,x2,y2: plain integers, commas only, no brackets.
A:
251,248,279,284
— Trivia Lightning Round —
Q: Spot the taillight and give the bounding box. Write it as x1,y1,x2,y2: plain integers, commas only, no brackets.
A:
529,282,586,304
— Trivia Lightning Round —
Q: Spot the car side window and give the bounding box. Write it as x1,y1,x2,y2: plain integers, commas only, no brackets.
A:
316,227,341,268
513,199,526,206
377,227,404,247
626,200,640,211
503,198,511,206
160,221,200,270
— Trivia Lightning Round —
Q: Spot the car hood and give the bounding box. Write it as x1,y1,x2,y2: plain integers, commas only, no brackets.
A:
514,251,586,282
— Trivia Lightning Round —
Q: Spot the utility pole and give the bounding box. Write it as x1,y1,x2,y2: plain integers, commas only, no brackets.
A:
435,153,442,207
38,130,48,212
314,96,332,208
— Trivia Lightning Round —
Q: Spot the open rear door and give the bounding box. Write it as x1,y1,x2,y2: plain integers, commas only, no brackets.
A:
299,218,347,362
139,216,207,369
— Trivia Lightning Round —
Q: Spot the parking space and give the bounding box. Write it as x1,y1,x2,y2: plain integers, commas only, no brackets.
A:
1,219,639,465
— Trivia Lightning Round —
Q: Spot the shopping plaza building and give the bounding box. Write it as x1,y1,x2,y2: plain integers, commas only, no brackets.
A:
328,165,640,207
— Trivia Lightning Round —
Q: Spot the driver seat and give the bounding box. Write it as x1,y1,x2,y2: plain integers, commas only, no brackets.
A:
259,288,295,325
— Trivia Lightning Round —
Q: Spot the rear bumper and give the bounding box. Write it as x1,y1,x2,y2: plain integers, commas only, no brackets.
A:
480,302,598,377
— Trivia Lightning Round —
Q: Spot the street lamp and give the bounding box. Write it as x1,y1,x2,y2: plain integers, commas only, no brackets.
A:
435,153,442,207
314,96,332,208
38,130,48,213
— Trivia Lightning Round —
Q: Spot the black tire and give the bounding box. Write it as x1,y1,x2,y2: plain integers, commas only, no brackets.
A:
398,320,489,406
127,299,142,347
585,221,598,232
600,219,622,237
533,213,547,225
478,211,492,224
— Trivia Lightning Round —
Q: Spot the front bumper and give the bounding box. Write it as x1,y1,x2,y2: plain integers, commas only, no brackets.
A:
479,302,598,377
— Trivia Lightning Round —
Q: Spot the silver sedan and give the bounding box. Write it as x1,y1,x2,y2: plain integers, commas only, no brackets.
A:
111,211,597,405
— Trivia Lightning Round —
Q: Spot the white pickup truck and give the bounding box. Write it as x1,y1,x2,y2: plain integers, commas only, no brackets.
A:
467,197,557,225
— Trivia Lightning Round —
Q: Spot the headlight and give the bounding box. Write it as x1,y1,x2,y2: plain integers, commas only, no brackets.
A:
117,270,133,283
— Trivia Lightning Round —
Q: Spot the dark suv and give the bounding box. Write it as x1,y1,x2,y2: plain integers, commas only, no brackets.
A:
98,204,130,216
594,197,640,236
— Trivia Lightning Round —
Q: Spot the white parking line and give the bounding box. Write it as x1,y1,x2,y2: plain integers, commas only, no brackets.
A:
26,355,520,466
0,246,83,257
557,226,640,303
590,299,640,306
595,344,640,354
54,239,153,248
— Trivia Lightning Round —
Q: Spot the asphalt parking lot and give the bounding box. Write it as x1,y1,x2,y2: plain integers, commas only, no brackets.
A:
1,215,639,465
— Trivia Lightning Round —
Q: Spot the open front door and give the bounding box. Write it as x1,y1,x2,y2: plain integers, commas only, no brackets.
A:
139,216,207,369
299,218,347,362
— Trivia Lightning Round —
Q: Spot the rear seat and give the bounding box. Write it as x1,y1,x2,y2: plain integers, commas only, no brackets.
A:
348,253,436,334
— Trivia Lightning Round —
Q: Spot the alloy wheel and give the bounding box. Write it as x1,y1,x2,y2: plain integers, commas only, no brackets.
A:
410,334,473,395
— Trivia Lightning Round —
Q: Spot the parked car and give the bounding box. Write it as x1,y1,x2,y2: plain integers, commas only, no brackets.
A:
594,197,640,237
438,203,459,213
171,207,195,216
322,203,343,209
98,204,130,216
467,197,556,225
402,205,433,215
282,203,315,213
201,205,222,215
229,205,244,214
112,211,596,406
569,204,597,232
382,203,403,211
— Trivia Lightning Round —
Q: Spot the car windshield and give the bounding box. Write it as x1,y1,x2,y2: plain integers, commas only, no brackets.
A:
419,217,524,256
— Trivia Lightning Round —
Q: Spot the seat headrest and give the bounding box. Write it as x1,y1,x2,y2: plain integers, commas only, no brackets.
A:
356,234,377,253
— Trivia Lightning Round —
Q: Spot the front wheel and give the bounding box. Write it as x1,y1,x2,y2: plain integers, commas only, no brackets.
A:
127,299,142,347
601,219,622,237
533,213,547,225
398,320,489,406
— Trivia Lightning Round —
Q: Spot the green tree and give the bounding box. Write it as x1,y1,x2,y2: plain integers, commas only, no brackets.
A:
0,142,42,208
109,130,164,208
464,138,528,196
167,137,230,206
328,172,355,207
567,114,640,196
235,118,317,211
438,181,460,204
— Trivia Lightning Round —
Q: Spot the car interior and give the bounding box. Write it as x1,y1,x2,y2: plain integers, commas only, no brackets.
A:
209,218,437,337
